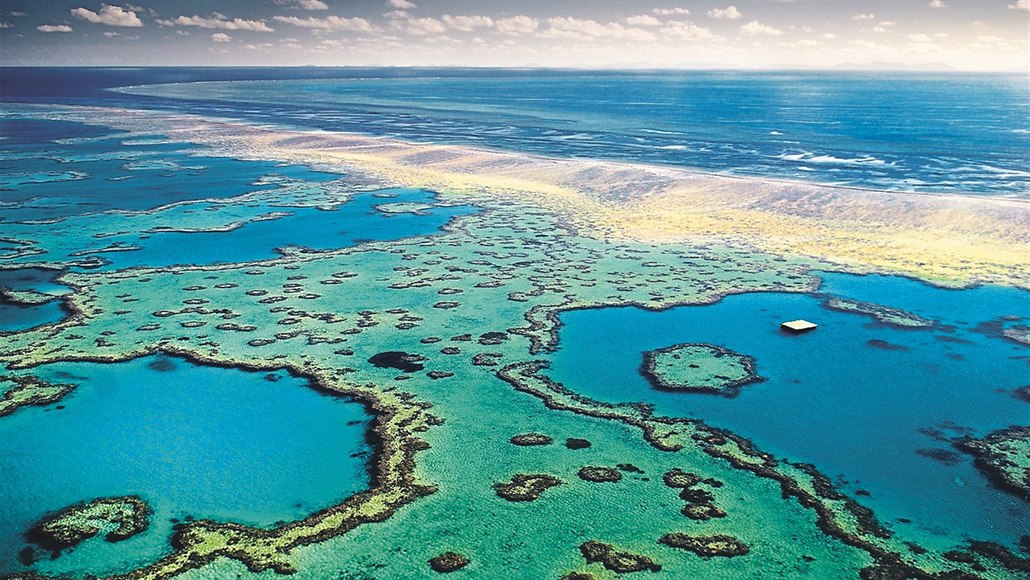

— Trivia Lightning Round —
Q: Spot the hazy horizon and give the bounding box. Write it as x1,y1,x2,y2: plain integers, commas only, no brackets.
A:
1,0,1027,72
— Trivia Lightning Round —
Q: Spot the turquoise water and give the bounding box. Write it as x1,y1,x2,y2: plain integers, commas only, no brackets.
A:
0,354,371,577
80,188,473,271
547,272,1030,548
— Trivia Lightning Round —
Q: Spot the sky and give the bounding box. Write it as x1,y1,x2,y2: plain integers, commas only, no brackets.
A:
1,0,1027,71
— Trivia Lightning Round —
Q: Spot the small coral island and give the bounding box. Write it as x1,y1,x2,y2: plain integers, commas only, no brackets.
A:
25,495,151,556
640,343,762,398
954,427,1030,500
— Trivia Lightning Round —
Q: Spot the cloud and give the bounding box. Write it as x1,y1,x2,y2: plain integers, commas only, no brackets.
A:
928,0,945,7
1010,0,1029,9
495,15,538,35
442,15,493,31
275,0,329,9
740,20,782,35
103,30,118,36
274,15,377,32
38,24,73,32
387,0,416,9
852,13,875,20
653,8,690,16
70,4,143,27
211,32,231,42
0,21,11,28
822,33,836,39
707,6,742,20
908,33,932,42
661,20,715,40
9,11,27,17
157,15,274,31
539,17,655,42
403,17,445,35
625,14,662,26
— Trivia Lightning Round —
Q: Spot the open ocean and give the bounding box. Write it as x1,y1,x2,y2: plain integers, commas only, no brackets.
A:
3,67,1029,197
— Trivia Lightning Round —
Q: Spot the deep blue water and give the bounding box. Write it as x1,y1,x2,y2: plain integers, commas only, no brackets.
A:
0,298,66,334
2,68,1027,196
0,354,371,577
548,271,1030,548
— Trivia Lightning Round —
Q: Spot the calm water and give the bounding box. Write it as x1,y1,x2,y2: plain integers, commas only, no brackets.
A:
59,188,472,271
548,271,1030,548
0,354,371,577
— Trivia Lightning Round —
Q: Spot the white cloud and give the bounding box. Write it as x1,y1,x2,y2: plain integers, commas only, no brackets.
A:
708,6,742,20
38,24,73,32
442,15,493,32
540,17,655,42
797,39,820,47
279,0,329,9
157,15,274,32
403,17,445,35
0,21,11,28
908,33,931,42
1009,0,1029,9
740,20,782,36
495,15,538,35
822,33,836,39
661,20,715,40
273,15,377,32
103,30,118,36
625,14,662,27
872,26,887,33
388,0,416,9
879,21,896,27
852,13,875,20
211,32,231,42
70,4,143,27
9,11,27,17
653,8,690,16
383,10,408,19
928,0,945,7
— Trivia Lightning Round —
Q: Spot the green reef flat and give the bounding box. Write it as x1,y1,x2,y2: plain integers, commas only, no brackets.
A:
26,496,151,556
1,106,1028,579
641,343,761,398
956,427,1030,502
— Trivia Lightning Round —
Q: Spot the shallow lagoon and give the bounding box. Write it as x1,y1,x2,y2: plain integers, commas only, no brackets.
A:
548,272,1030,548
90,187,474,270
0,118,341,223
0,354,371,577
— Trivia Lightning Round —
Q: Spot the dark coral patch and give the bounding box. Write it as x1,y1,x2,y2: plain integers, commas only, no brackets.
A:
428,551,469,573
368,351,427,373
565,438,592,450
494,474,562,502
658,533,749,558
662,468,702,489
579,540,661,573
578,466,622,483
510,433,553,446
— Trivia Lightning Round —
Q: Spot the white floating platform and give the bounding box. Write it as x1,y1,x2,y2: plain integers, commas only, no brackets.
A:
781,319,817,333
